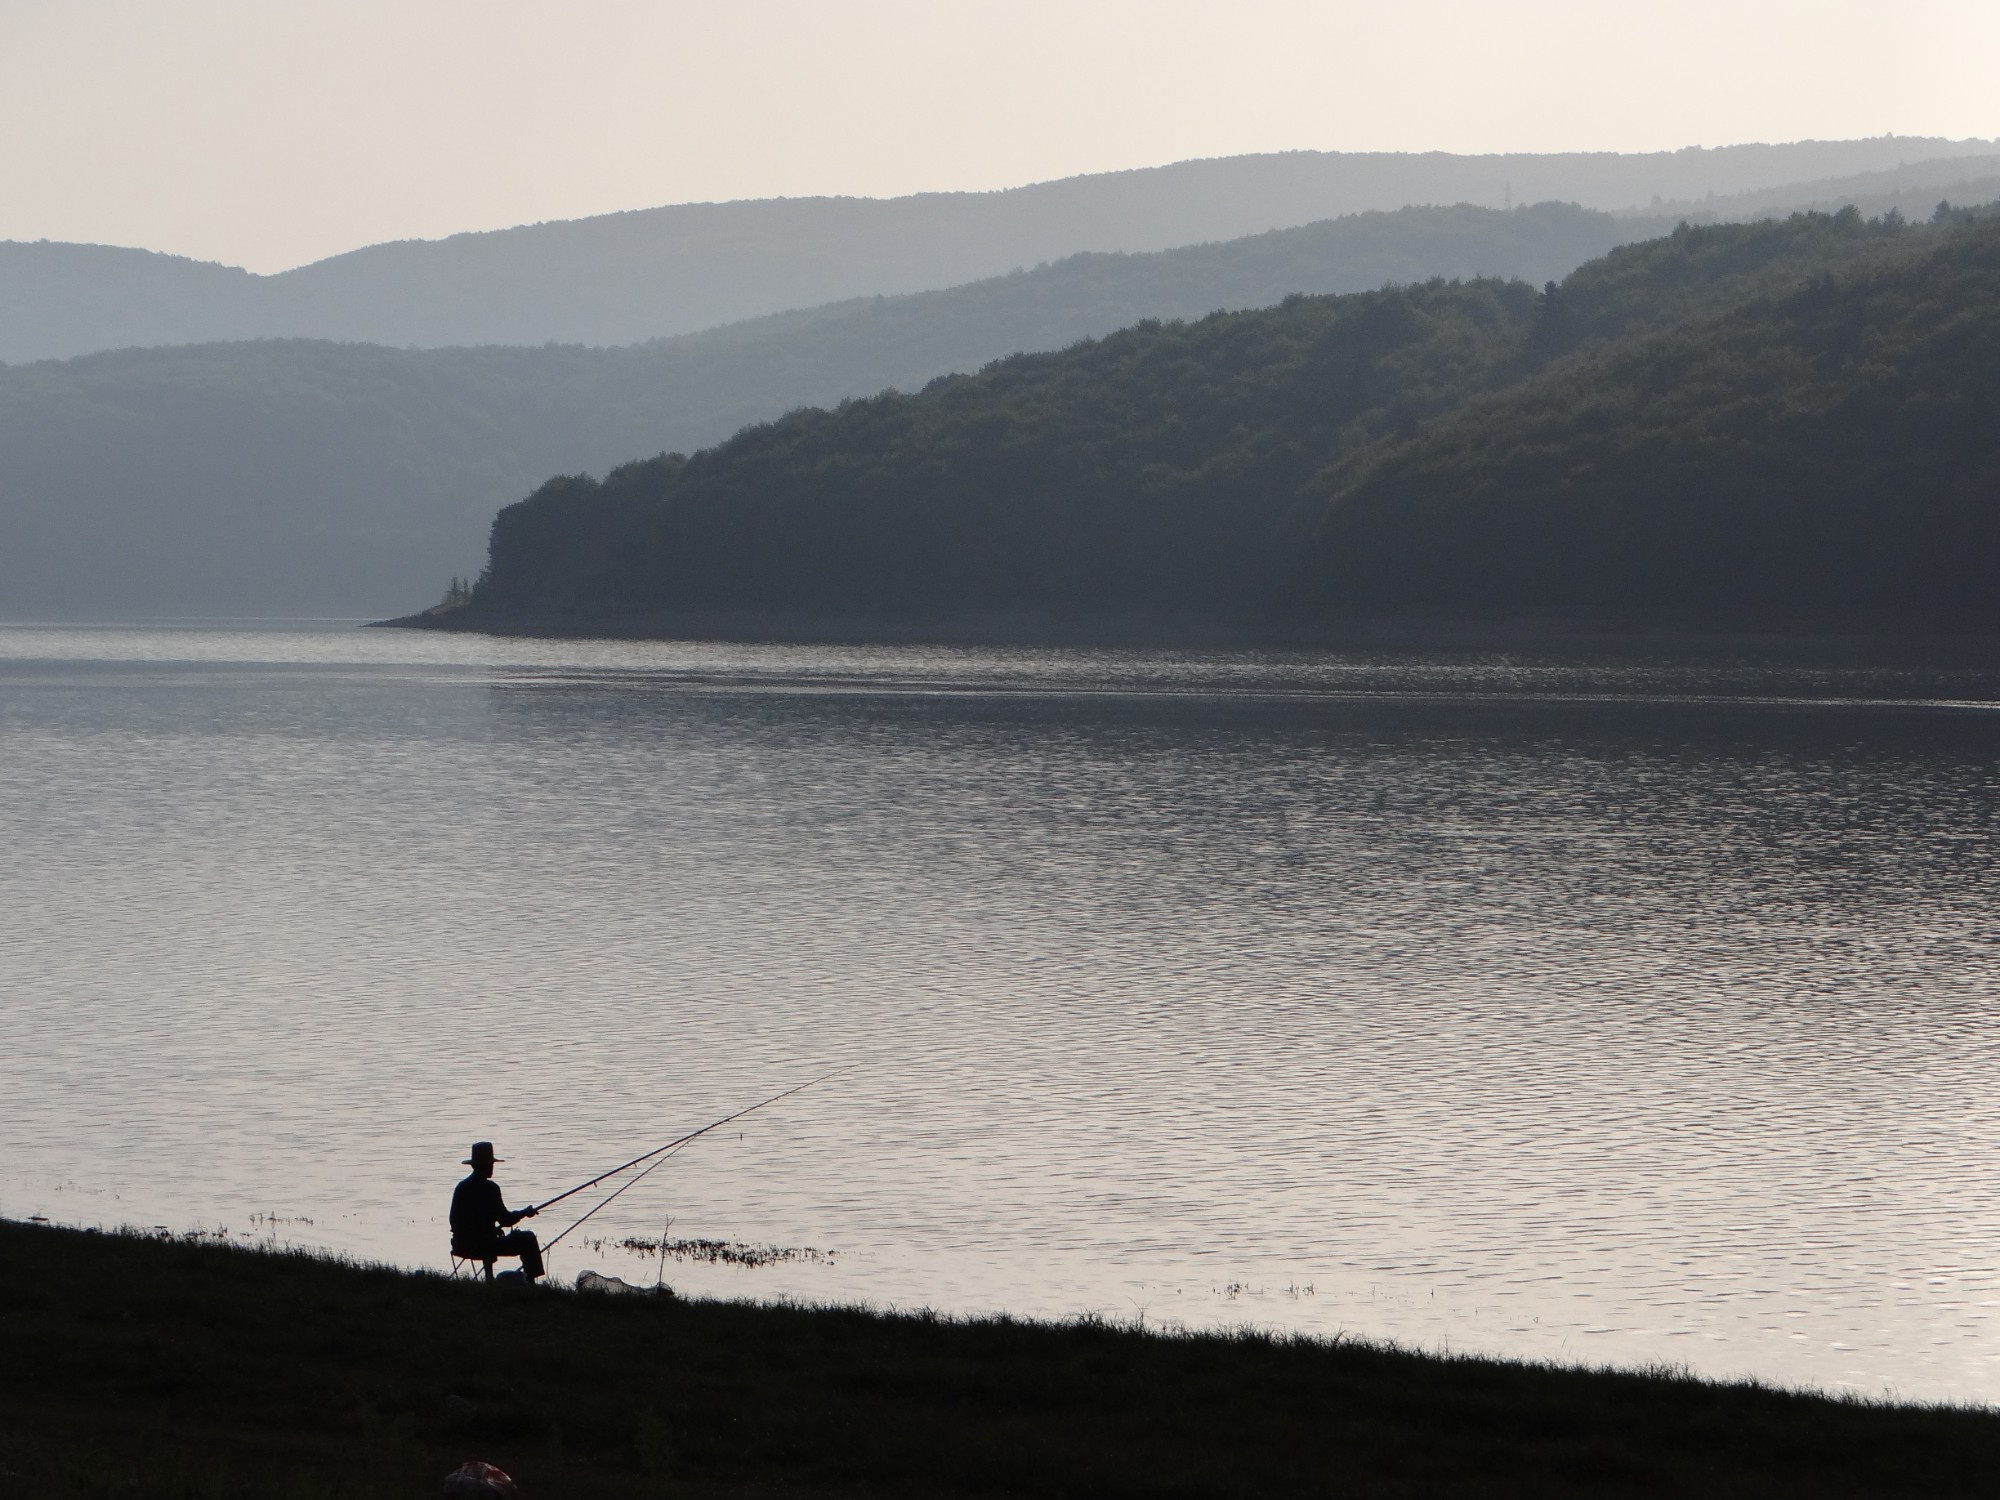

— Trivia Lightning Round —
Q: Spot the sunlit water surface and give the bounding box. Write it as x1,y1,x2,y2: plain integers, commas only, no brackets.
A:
6,621,2000,1401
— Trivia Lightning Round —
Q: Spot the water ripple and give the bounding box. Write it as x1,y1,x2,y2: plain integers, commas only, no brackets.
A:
3,623,2000,1401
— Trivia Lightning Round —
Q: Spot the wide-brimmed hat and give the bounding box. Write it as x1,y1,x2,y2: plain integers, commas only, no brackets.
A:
463,1141,503,1165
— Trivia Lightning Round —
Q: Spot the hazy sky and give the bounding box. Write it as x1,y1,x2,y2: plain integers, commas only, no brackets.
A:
3,0,1997,272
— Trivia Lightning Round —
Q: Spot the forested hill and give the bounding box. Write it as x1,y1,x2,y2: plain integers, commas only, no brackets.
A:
0,203,1652,616
1640,152,2000,226
1311,214,2000,618
450,207,2000,637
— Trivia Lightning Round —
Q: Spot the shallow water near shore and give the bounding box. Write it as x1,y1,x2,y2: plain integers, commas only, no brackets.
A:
6,621,2000,1400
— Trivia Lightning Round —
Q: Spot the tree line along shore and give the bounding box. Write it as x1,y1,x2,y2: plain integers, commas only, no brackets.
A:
401,205,2000,643
3,1218,1996,1498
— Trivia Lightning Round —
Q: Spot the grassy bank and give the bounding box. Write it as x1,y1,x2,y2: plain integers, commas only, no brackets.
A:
2,1221,1995,1498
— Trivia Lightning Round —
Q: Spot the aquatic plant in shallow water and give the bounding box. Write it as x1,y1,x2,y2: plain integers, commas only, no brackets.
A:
602,1235,836,1268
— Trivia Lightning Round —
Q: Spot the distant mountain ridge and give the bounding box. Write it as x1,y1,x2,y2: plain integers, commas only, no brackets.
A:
1636,153,2000,229
5,137,1994,363
0,202,1654,616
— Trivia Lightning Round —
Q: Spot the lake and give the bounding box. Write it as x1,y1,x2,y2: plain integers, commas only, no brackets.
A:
5,621,2000,1401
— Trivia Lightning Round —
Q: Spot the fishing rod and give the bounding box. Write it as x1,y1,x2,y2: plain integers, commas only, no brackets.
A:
530,1064,854,1219
541,1065,852,1255
543,1133,690,1253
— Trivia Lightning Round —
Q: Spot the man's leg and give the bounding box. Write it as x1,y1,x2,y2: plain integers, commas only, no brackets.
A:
499,1228,544,1280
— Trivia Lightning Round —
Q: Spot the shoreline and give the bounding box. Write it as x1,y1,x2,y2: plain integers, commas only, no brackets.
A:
372,605,2000,661
6,1217,1998,1498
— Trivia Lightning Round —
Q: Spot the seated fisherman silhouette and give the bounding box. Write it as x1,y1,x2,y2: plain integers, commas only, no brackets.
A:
450,1141,543,1281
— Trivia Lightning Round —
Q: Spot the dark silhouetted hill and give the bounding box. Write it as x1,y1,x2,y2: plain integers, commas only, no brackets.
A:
7,138,1995,363
1311,212,2000,620
449,208,1999,637
0,203,1658,616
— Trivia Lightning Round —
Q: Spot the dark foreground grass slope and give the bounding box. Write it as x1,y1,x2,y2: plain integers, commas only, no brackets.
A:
3,1222,1998,1498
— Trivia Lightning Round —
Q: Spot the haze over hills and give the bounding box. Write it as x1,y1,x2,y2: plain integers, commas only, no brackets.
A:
441,208,2000,637
0,203,1656,616
1641,153,2000,227
5,138,1995,364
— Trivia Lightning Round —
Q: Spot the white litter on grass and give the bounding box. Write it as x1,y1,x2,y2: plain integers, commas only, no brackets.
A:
576,1268,663,1296
443,1459,517,1498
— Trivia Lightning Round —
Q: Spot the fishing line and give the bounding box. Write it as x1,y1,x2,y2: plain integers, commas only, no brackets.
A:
544,1136,690,1253
532,1064,853,1215
536,1063,856,1255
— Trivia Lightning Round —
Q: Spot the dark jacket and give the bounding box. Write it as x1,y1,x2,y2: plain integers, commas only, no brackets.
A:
451,1173,527,1251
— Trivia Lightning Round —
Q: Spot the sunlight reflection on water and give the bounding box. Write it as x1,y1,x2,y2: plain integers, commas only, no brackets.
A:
5,622,2000,1401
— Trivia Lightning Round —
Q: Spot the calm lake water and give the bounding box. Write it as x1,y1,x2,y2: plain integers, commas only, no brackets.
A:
6,621,2000,1400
